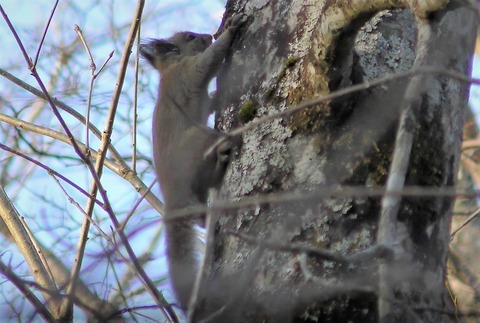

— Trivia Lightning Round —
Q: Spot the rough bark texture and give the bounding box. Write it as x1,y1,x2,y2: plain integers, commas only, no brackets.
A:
196,1,476,322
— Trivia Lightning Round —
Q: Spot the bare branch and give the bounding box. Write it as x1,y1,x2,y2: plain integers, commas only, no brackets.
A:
206,66,478,158
0,186,62,316
0,142,104,208
0,260,56,322
65,1,177,320
0,67,164,214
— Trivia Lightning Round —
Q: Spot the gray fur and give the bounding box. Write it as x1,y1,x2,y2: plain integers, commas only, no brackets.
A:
140,15,245,311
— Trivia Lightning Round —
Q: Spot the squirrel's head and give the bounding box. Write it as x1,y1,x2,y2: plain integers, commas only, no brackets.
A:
140,32,212,71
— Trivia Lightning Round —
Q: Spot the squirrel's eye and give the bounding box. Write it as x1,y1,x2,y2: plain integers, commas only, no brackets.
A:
186,34,196,41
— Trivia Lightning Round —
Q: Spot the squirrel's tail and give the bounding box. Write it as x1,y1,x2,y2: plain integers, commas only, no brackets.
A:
165,217,200,310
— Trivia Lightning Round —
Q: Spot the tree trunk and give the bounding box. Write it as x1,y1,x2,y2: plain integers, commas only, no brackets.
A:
194,1,476,322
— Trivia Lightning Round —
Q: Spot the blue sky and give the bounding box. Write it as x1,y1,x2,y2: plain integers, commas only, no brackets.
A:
470,55,480,120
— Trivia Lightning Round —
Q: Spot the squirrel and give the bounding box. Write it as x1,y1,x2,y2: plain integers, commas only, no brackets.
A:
140,14,245,311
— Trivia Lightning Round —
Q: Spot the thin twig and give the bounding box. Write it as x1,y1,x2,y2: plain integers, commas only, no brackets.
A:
75,23,96,149
1,4,174,320
0,70,165,214
132,22,141,172
462,139,480,150
0,185,62,316
0,67,124,164
74,24,114,150
48,174,111,241
376,19,434,322
66,1,177,321
205,66,479,158
228,231,393,264
450,207,480,239
97,51,115,76
0,6,109,215
0,112,120,177
120,178,156,231
0,142,104,208
0,260,56,322
33,0,59,68
166,185,475,222
187,190,220,321
0,207,120,319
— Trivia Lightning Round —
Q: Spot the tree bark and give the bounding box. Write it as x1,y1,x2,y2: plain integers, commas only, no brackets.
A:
195,1,476,322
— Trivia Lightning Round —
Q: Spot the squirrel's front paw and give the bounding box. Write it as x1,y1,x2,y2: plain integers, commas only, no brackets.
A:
217,140,233,163
227,14,247,30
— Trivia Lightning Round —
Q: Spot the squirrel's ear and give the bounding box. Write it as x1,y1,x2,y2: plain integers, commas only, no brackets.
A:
140,39,180,67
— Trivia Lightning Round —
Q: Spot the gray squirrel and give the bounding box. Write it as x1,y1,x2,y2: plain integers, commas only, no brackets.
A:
140,15,245,310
